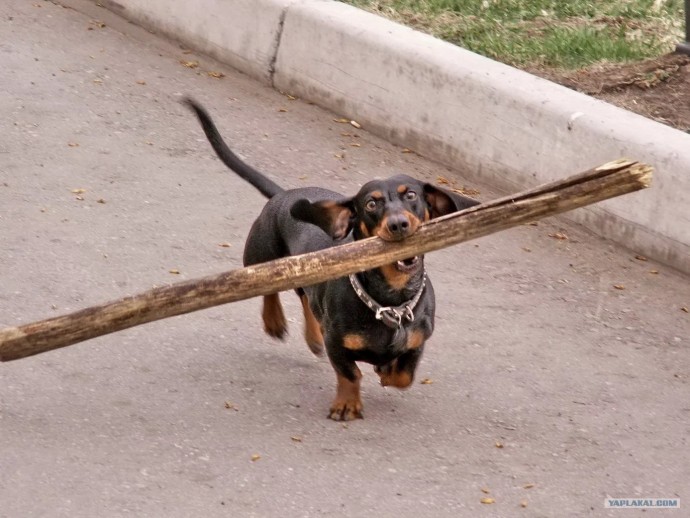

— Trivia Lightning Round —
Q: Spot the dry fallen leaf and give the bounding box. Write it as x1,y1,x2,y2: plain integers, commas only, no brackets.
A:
649,269,659,274
71,188,86,194
68,142,80,147
207,71,225,79
169,269,180,275
333,118,349,123
340,132,352,137
495,441,504,449
548,232,569,240
481,488,490,494
93,78,103,84
681,307,689,313
136,80,146,85
250,454,261,462
180,60,199,68
523,483,535,489
286,94,297,100
350,143,361,147
334,153,344,159
613,284,625,290
97,198,106,204
290,436,303,443
522,247,532,252
520,499,528,508
480,497,495,504
224,401,236,410
634,255,648,261
90,20,106,28
401,148,413,154
350,120,362,129
420,378,433,385
218,243,232,248
278,108,288,113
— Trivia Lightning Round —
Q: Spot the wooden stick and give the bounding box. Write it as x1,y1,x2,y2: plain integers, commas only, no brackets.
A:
0,159,652,362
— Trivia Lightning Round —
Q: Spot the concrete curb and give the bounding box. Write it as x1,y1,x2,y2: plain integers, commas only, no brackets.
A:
98,0,297,84
95,0,690,273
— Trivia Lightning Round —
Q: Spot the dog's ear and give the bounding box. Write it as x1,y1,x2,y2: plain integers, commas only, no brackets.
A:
290,198,356,240
423,183,480,219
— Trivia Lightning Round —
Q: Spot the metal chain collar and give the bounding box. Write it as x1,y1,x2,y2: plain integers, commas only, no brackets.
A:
348,270,427,329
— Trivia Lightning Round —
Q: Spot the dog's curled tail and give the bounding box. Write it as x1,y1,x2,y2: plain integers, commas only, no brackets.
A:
183,97,284,199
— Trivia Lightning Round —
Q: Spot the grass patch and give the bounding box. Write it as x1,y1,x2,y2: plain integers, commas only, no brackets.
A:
341,0,685,69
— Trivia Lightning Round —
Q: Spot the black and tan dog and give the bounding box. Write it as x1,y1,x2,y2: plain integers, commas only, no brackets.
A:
185,98,479,421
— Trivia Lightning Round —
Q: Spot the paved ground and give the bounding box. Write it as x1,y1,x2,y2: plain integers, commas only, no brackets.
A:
1,1,688,517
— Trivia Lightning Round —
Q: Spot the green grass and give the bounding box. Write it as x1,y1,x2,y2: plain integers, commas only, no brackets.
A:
341,0,685,69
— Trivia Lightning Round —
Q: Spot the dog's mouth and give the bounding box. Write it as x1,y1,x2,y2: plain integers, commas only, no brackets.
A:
395,256,421,273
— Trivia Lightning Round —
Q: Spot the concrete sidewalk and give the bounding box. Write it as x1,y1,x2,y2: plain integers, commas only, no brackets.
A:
1,1,689,517
94,0,690,275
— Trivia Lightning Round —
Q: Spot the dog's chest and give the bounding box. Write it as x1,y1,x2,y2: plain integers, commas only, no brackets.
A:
339,311,430,364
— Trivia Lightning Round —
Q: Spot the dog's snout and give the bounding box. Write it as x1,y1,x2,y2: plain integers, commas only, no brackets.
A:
386,214,411,238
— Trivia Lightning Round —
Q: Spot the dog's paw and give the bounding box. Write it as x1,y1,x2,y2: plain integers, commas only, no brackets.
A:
306,339,325,357
328,398,363,421
264,319,288,340
375,362,413,388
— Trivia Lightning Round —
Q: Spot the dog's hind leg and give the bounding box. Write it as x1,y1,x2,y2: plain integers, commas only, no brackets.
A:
300,294,324,356
262,293,287,340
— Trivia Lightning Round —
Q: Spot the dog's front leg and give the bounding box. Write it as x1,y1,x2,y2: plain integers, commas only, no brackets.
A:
326,345,363,421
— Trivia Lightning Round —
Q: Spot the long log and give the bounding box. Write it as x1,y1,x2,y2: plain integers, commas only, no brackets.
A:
0,159,652,362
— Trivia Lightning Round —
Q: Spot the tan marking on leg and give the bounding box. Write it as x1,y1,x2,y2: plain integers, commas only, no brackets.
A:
262,293,287,340
342,334,366,350
300,294,324,356
406,329,425,350
329,367,363,421
377,360,413,388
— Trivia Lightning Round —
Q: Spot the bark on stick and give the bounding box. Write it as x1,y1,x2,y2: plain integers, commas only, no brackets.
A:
0,159,652,362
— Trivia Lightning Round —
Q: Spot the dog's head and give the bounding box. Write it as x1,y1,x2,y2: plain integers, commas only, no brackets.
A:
291,174,479,286
290,174,479,241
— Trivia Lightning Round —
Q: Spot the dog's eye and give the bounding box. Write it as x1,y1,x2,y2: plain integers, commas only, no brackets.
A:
365,200,377,212
405,190,417,201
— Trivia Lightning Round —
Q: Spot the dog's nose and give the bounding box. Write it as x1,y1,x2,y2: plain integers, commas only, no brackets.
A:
386,214,411,238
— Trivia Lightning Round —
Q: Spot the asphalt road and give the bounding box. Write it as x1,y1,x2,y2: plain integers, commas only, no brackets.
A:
1,1,688,517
